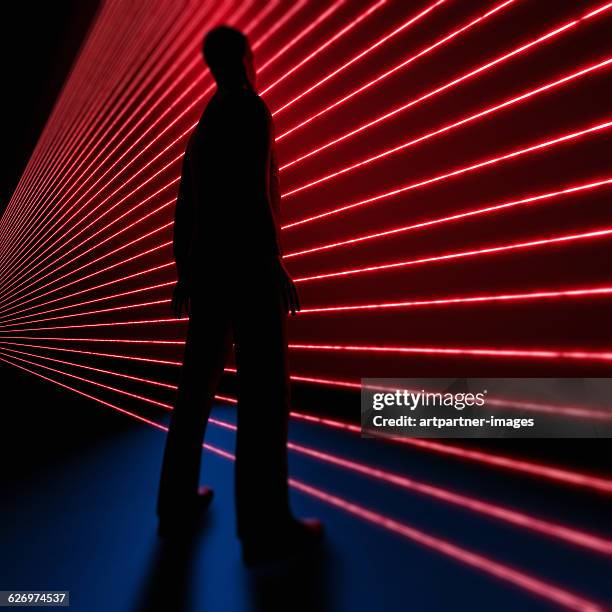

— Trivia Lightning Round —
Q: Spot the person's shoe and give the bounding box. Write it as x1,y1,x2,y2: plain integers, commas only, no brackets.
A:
241,518,324,566
157,486,214,538
194,486,214,511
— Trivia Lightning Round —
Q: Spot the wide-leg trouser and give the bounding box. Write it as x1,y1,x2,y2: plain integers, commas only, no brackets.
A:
156,271,291,537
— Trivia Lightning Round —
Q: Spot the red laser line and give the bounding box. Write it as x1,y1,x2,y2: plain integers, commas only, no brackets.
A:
0,0,243,266
0,0,309,269
294,227,612,283
284,177,612,259
5,177,610,318
0,0,212,268
3,285,612,341
0,238,173,320
0,353,601,611
290,343,612,363
281,57,612,190
4,0,150,221
0,0,540,306
0,184,176,309
0,340,609,493
1,338,609,423
0,1,242,276
0,280,174,326
271,0,447,116
3,333,611,365
8,169,609,315
260,0,388,95
287,411,612,494
0,181,178,310
2,344,610,556
0,0,123,241
0,1,238,283
0,206,175,314
0,345,175,390
0,261,175,322
0,0,342,288
298,285,612,314
277,1,611,145
5,0,168,248
282,120,612,229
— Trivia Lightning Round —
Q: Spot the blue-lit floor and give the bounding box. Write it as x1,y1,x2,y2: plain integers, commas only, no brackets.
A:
1,369,611,612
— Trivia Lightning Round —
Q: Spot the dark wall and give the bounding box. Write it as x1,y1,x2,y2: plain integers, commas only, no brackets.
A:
1,1,100,209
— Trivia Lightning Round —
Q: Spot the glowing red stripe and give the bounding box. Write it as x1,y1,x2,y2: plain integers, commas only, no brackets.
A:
0,341,609,493
0,142,183,299
0,0,243,284
282,121,612,229
281,57,612,189
2,285,611,336
0,0,127,241
286,376,612,422
284,177,612,259
6,1,154,224
0,299,170,329
289,478,603,611
0,186,177,309
277,1,611,144
0,186,175,307
2,344,610,556
260,0,387,95
583,1,612,18
257,0,345,76
0,0,307,270
0,344,175,390
0,261,174,322
284,441,612,555
1,338,608,422
0,0,337,290
0,0,121,216
0,354,601,611
0,281,173,326
4,1,174,256
0,340,181,366
2,327,611,364
0,240,172,322
5,193,610,319
0,0,214,273
294,227,612,283
0,0,242,280
6,0,226,222
272,0,447,116
285,412,612,494
289,343,612,362
0,348,172,409
0,220,173,314
299,286,612,314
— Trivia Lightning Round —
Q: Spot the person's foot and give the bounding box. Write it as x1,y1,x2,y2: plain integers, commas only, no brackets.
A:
157,486,214,538
241,518,324,566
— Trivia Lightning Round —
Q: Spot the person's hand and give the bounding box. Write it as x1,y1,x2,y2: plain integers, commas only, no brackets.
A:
172,281,190,319
277,259,300,316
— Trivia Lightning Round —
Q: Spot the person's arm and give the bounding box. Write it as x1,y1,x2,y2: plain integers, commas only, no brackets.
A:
234,95,300,315
171,151,195,318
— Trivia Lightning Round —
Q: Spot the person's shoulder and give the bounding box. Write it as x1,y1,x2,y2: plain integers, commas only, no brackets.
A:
234,89,271,121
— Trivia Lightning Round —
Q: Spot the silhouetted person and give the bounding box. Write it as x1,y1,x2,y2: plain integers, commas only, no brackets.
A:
157,26,322,564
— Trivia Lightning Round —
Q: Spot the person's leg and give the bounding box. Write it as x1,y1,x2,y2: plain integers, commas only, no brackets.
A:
232,275,291,538
157,296,231,520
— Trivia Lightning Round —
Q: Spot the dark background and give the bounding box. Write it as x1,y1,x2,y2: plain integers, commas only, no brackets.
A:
1,1,100,209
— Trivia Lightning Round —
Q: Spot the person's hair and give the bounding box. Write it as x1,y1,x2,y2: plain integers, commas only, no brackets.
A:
202,26,248,83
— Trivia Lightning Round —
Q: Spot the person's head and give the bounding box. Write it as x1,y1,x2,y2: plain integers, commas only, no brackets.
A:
202,26,255,90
